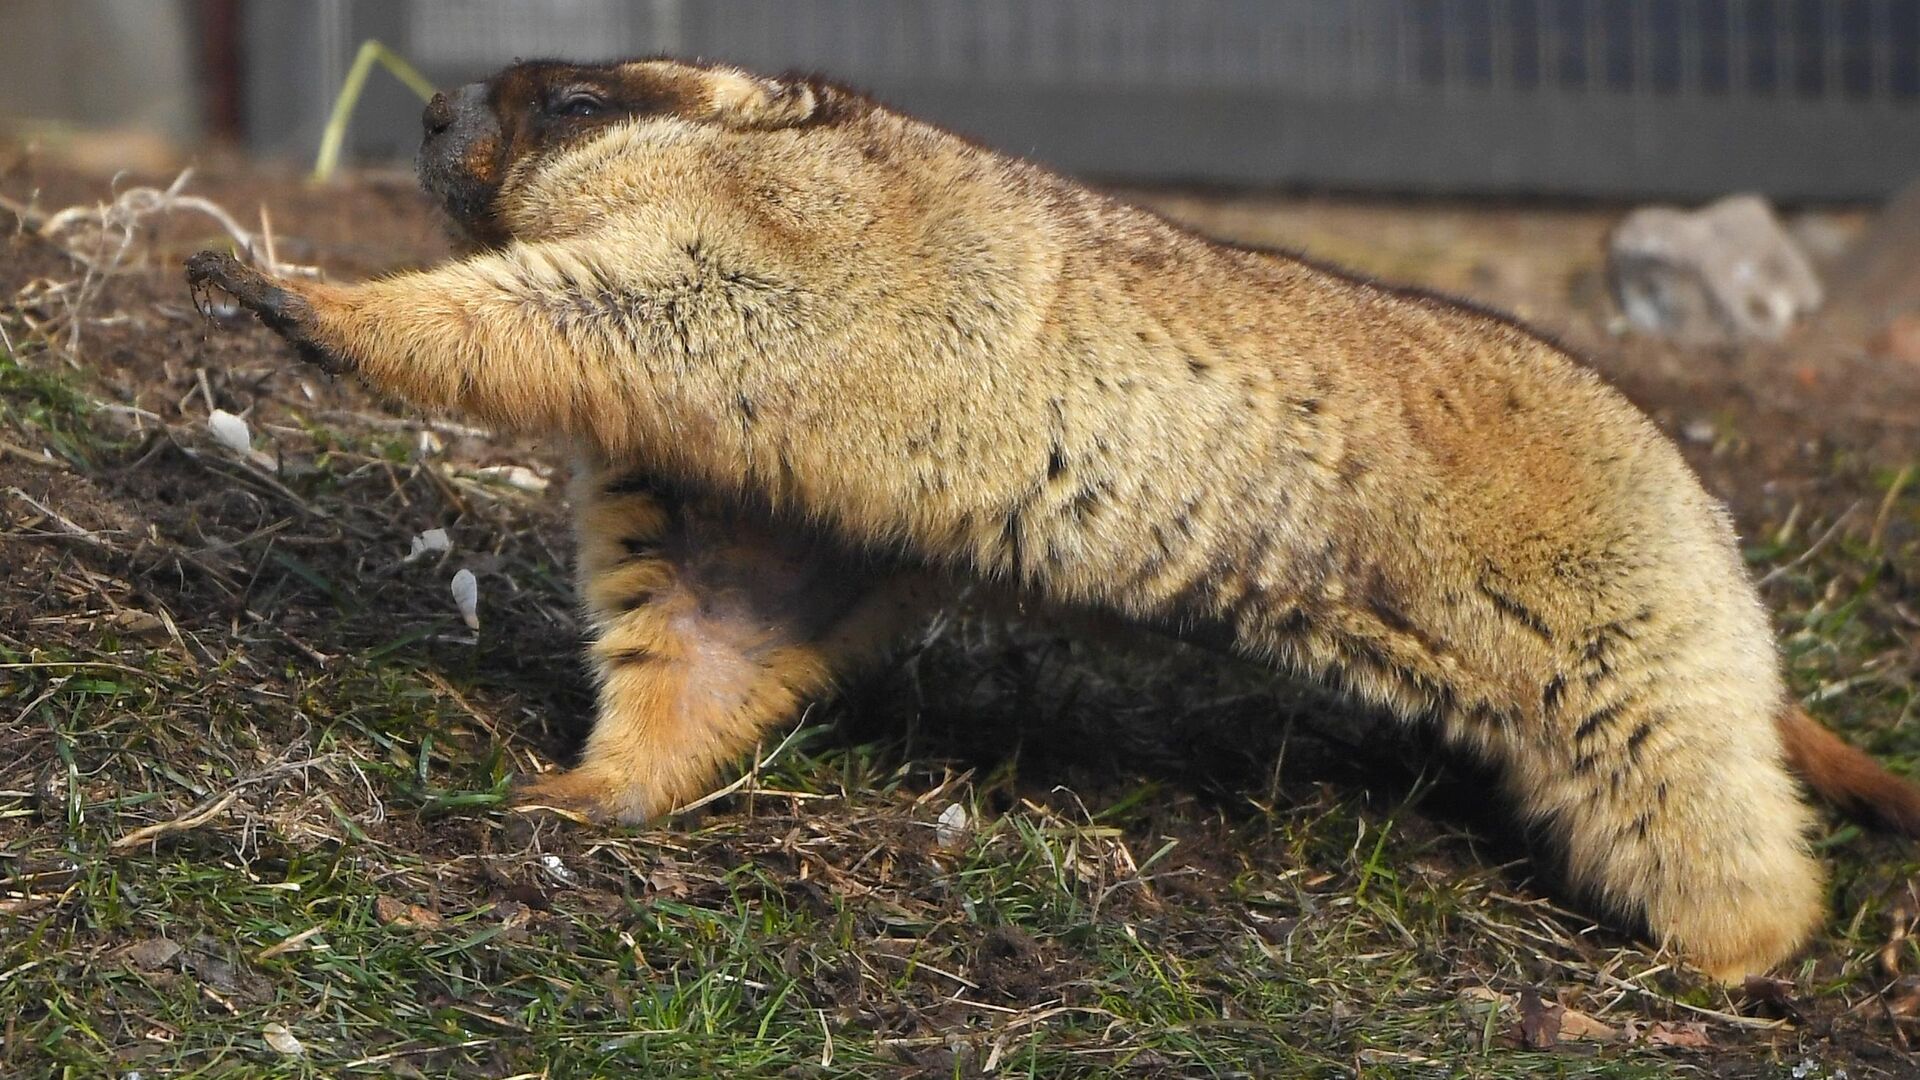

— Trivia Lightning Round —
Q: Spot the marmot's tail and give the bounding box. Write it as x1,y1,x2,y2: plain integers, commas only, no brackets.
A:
1778,705,1920,836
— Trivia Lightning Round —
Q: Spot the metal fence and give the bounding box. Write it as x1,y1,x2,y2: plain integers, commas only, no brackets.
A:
243,0,1920,199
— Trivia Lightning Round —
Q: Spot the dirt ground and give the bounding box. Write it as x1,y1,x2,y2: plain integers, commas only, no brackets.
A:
5,144,1920,1078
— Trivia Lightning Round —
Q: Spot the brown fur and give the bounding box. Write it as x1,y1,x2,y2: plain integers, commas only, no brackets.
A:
1778,705,1920,836
185,57,1920,982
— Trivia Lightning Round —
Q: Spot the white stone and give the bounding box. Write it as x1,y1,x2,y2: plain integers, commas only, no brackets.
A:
1608,194,1823,344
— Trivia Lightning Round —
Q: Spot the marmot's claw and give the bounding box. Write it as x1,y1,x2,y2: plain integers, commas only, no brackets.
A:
184,251,352,374
186,250,270,311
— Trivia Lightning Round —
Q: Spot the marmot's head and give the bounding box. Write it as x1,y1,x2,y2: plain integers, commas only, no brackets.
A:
418,57,862,247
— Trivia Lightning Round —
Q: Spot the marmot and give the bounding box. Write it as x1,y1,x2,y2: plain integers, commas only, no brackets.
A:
186,57,1920,981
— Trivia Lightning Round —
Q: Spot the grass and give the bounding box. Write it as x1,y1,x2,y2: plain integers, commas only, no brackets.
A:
5,175,1920,1078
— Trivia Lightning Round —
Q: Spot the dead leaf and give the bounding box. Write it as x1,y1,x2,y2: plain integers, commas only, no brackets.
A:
374,895,442,930
1519,988,1562,1049
106,609,168,640
489,899,533,928
648,860,690,899
1459,986,1619,1045
1557,1007,1620,1043
1459,986,1504,1010
262,1021,303,1056
1637,1021,1711,1049
118,937,181,970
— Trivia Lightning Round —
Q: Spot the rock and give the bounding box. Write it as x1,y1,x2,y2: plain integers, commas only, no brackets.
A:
1787,212,1860,266
1607,194,1823,344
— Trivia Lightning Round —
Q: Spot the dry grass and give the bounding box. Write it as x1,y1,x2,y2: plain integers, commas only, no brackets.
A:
1,165,1918,1078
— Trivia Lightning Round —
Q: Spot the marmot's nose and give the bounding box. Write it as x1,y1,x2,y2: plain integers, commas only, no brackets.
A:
423,93,455,136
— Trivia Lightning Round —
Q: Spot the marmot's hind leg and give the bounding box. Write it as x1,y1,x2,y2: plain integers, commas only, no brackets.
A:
1484,696,1825,981
516,471,940,823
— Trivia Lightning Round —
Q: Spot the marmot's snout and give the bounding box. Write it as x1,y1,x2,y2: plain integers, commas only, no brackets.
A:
416,83,503,243
422,92,455,137
419,83,489,152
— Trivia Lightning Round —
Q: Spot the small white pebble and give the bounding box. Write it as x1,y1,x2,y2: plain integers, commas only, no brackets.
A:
1681,418,1717,445
206,409,252,454
415,429,444,458
407,528,451,561
450,568,480,630
262,1022,303,1057
539,853,578,886
936,802,970,849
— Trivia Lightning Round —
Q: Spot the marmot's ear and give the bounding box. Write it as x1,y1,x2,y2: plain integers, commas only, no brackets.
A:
705,70,823,130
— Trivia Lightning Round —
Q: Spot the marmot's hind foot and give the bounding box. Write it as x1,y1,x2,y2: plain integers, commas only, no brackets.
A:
512,767,655,824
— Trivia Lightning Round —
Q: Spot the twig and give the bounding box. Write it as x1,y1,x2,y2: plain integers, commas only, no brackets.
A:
38,169,319,279
11,677,70,728
0,440,69,471
1590,969,1786,1031
110,755,337,851
670,713,813,817
312,409,493,440
109,790,242,851
343,1039,495,1069
173,441,379,541
5,486,110,545
1758,501,1860,587
421,670,504,742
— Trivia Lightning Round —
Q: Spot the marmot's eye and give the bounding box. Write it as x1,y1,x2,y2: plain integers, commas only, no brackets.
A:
554,91,606,118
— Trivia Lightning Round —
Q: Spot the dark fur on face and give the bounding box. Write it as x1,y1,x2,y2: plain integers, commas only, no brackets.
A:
417,58,858,247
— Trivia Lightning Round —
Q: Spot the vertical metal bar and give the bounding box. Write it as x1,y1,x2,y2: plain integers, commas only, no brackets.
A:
1776,0,1791,96
649,0,683,55
1876,0,1893,100
1347,0,1366,94
1582,0,1597,92
1536,0,1551,92
1491,0,1510,93
1631,0,1647,97
1395,0,1413,94
1732,0,1747,94
1679,0,1699,97
319,0,346,117
1825,0,1842,100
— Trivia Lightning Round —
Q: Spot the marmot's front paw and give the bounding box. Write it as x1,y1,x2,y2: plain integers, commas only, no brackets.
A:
184,251,354,375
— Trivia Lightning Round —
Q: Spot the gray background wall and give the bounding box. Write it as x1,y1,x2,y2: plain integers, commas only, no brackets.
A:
4,1,1920,200
0,0,201,143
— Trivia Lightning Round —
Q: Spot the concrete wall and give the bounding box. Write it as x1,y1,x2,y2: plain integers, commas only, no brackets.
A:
239,0,1920,200
0,0,200,142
